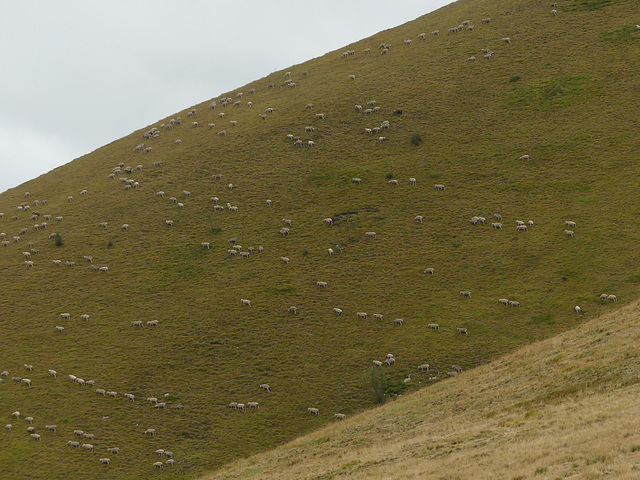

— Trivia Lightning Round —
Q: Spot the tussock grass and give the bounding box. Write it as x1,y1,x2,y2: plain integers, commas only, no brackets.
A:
0,0,639,478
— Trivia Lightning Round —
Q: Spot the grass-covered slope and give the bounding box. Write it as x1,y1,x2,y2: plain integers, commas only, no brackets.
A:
204,299,640,480
0,0,639,478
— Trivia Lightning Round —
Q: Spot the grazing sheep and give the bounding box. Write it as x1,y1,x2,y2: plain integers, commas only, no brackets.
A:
248,402,259,409
607,294,617,302
147,397,158,403
45,425,56,432
31,433,41,441
509,301,521,308
82,443,94,451
155,402,166,409
68,441,80,447
288,306,298,314
565,221,576,228
357,312,368,319
519,154,530,161
333,308,343,316
124,393,135,401
378,136,388,143
166,459,175,467
106,391,117,398
574,305,582,314
260,384,271,392
517,225,528,232
415,215,424,223
492,223,503,229
417,364,430,372
11,411,20,419
147,320,158,327
48,369,57,378
460,291,471,297
384,357,396,366
373,314,383,320
280,256,290,264
144,429,156,436
328,248,334,255
153,462,164,469
565,230,574,237
308,407,319,416
22,378,32,387
501,37,511,43
434,184,446,190
131,321,144,327
107,447,120,455
373,360,383,367
166,220,174,227
457,327,469,335
25,417,34,424
551,9,557,15
499,298,509,305
201,242,210,249
365,231,377,238
324,217,333,226
428,323,439,330
599,293,609,301
316,281,328,288
241,299,252,307
394,318,404,326
99,458,110,465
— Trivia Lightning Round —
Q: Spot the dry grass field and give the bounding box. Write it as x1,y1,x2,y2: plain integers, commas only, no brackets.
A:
206,299,640,480
0,0,638,478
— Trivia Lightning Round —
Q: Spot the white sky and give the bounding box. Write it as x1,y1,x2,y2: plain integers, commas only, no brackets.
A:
0,0,452,194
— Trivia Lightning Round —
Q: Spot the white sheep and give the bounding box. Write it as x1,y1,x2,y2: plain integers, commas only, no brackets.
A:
565,221,576,228
308,407,319,416
428,323,439,330
99,458,110,465
607,294,617,302
424,268,434,274
501,37,511,43
509,301,521,308
499,298,509,305
434,184,446,190
517,225,528,232
241,299,252,307
131,321,144,327
373,313,383,320
147,320,158,327
260,383,271,392
365,231,377,238
328,248,334,255
324,218,333,226
45,425,56,432
415,215,424,223
333,307,343,316
519,154,530,161
316,281,328,288
460,291,471,297
565,230,574,237
373,360,383,367
280,256,290,264
107,447,120,454
153,462,164,469
457,327,469,334
31,433,41,441
288,306,298,314
357,312,368,319
417,364,429,371
492,223,503,229
144,428,156,436
394,318,404,326
166,220,174,227
574,305,581,314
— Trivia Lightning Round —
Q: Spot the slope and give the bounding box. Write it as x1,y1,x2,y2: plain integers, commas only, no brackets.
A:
0,0,639,478
204,298,640,480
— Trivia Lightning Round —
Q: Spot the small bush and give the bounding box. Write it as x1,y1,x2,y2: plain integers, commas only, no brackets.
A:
510,75,521,82
410,132,423,146
54,232,63,247
107,240,114,248
386,173,394,179
302,249,308,256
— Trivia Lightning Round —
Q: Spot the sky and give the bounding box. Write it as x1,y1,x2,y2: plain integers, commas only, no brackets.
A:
0,0,452,194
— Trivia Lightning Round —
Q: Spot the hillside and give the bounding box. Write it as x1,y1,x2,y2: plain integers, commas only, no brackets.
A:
204,298,640,480
1,0,639,478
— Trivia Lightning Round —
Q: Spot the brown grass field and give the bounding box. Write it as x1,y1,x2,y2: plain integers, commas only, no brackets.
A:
0,0,638,478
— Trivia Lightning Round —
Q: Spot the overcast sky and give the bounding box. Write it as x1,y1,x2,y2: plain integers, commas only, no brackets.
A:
0,0,452,194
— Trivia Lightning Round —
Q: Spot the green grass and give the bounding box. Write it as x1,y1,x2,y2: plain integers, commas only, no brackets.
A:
1,0,640,478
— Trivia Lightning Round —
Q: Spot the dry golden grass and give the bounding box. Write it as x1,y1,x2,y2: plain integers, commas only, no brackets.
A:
205,299,640,480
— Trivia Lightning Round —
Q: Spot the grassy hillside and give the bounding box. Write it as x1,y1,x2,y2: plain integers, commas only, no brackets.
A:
204,298,640,480
1,0,639,478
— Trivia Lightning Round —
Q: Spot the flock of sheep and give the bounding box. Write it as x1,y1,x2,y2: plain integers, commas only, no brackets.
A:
1,2,627,475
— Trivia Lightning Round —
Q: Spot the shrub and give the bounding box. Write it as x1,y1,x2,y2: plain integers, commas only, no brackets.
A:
386,173,394,179
510,75,521,82
54,232,63,247
411,132,423,146
107,240,114,248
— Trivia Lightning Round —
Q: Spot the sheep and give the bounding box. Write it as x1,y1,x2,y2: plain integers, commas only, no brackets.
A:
348,74,356,80
280,227,290,236
241,299,252,307
147,397,158,403
457,327,469,334
31,433,41,441
24,261,34,267
519,154,530,161
307,140,315,147
333,307,343,316
417,364,430,372
384,357,396,366
48,369,57,378
460,291,471,297
501,37,511,43
280,256,290,264
394,318,404,326
492,223,503,229
415,215,424,223
99,266,109,272
308,407,320,416
565,230,574,237
551,9,557,15
317,281,328,288
428,323,439,330
12,377,21,382
153,462,164,469
156,191,165,198
166,220,174,227
248,401,259,409
11,411,20,419
1,371,8,377
228,183,233,190
357,312,368,319
378,136,388,143
574,305,582,314
106,391,117,398
99,458,110,465
144,428,156,436
155,402,166,409
509,301,521,308
517,225,528,232
365,231,377,238
434,184,446,190
25,416,34,424
288,306,298,314
45,425,56,432
607,294,617,302
373,313,383,320
68,440,80,448
156,449,165,456
166,459,175,467
565,221,576,228
21,378,31,387
328,248,334,255
373,360,383,367
131,320,144,327
499,298,509,305
201,242,210,249
147,320,158,327
107,447,120,455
